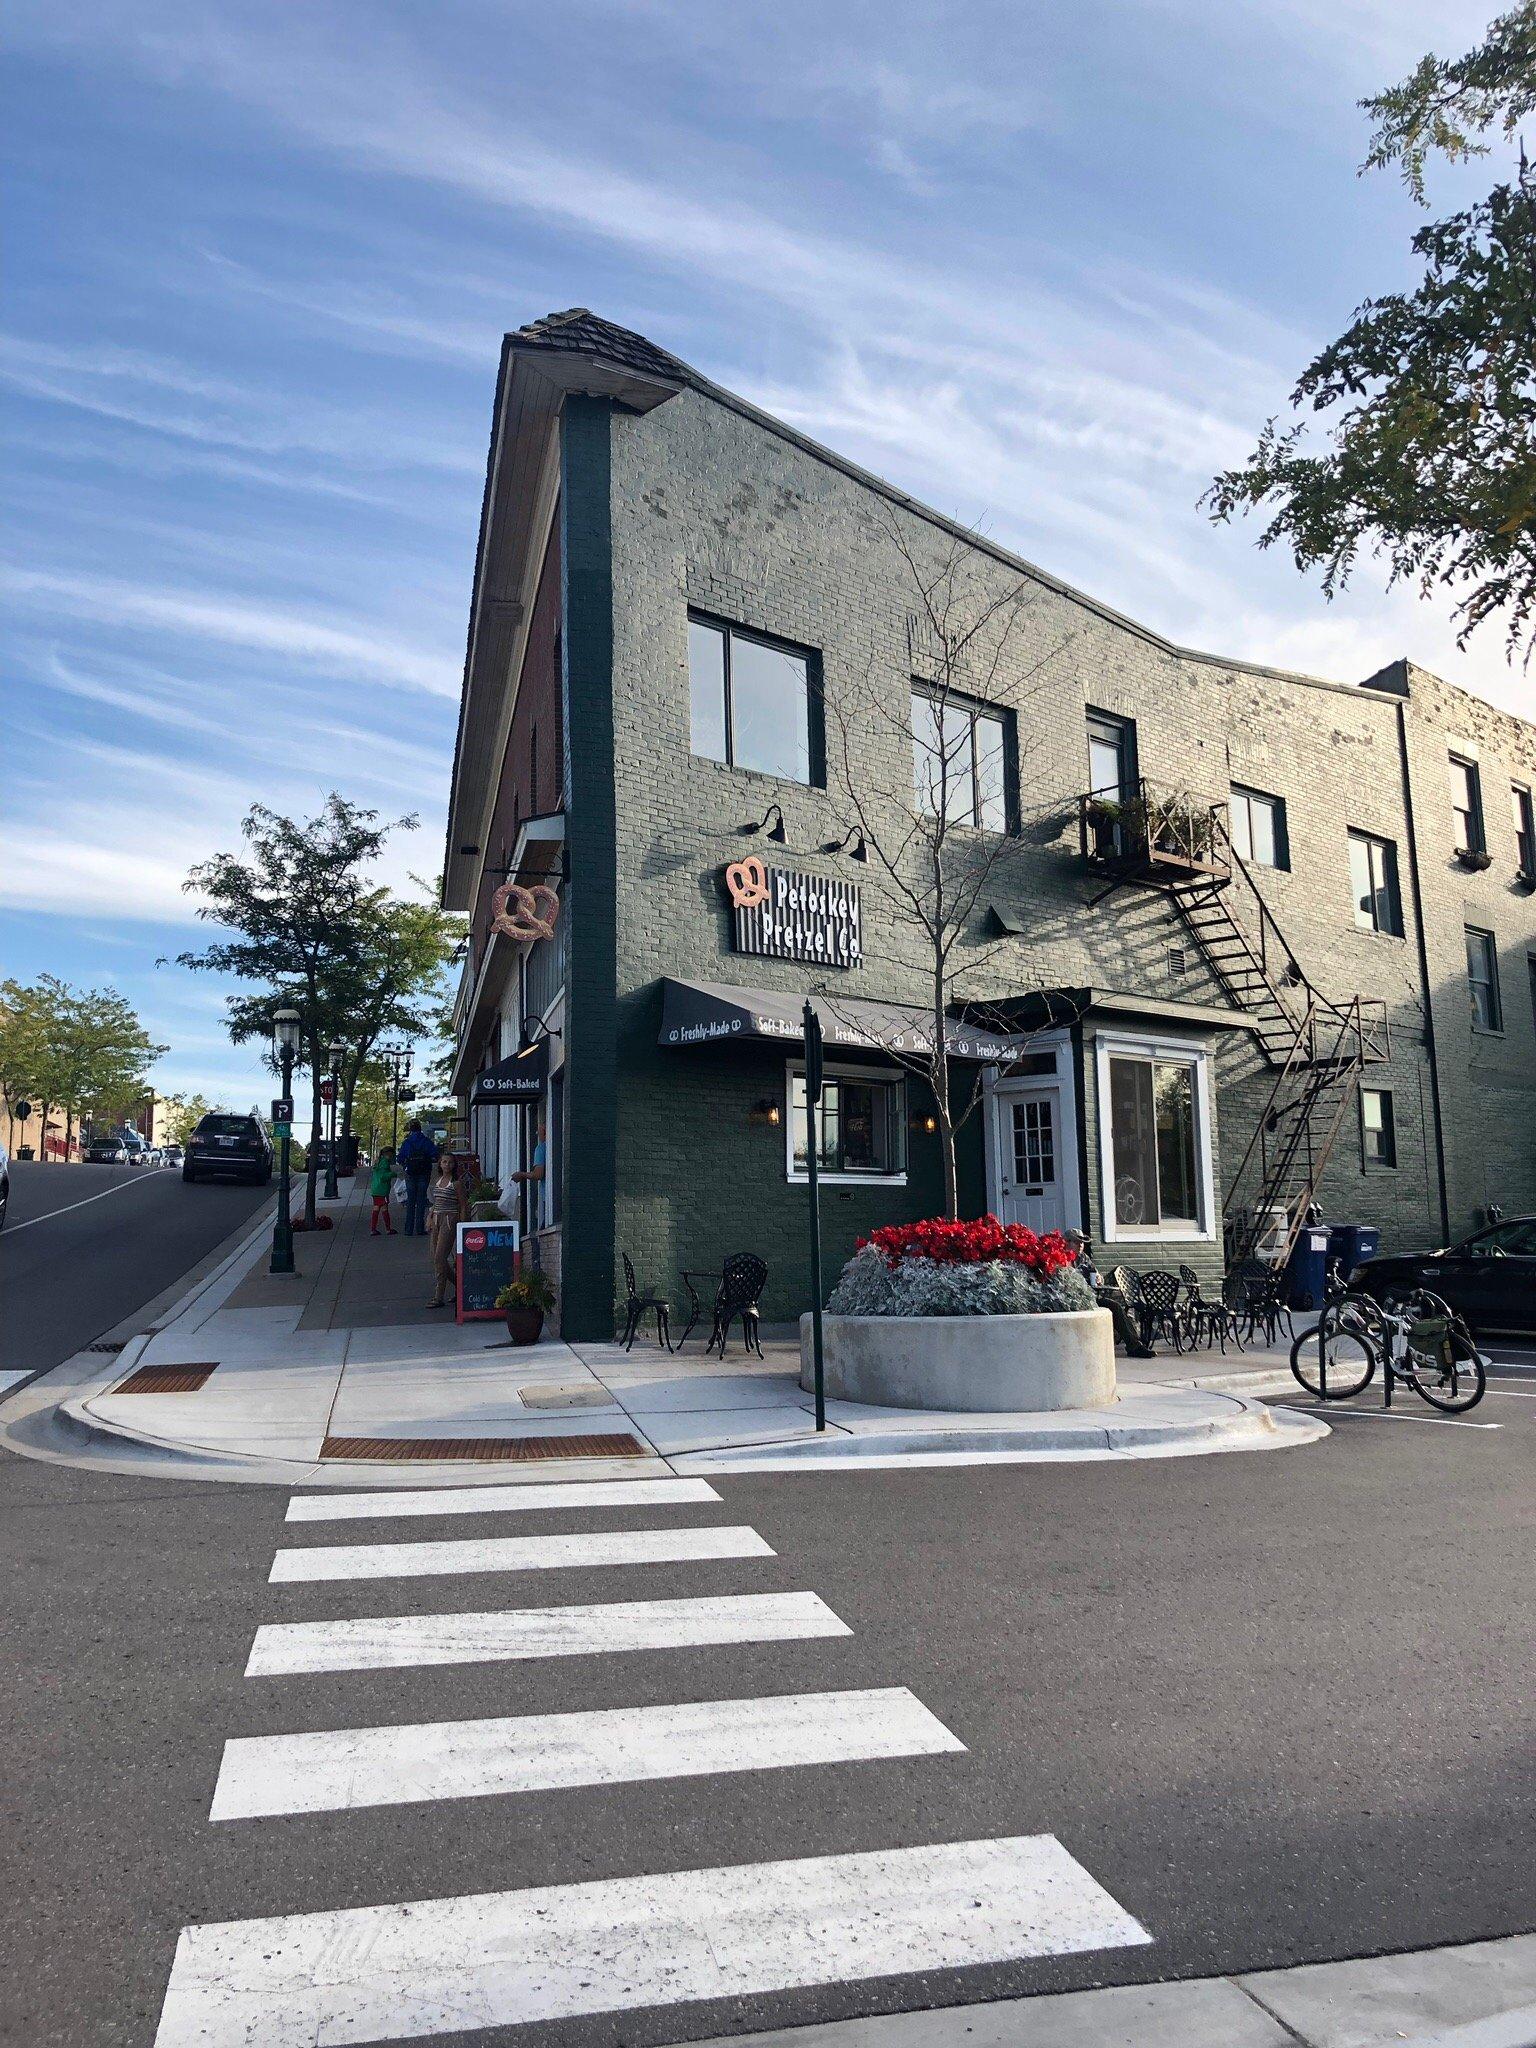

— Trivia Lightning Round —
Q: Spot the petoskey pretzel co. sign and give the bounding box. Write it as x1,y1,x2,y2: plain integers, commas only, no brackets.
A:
722,857,861,969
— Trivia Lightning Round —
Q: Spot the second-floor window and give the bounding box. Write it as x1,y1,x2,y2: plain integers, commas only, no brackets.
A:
1449,754,1485,853
1348,829,1403,936
911,688,1012,831
1466,926,1501,1031
1229,784,1288,869
1360,1087,1396,1168
1513,784,1535,875
688,614,819,785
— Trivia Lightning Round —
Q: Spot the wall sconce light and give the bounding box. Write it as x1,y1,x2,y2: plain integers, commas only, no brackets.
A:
749,1098,782,1127
742,804,787,844
910,1110,938,1135
821,827,868,862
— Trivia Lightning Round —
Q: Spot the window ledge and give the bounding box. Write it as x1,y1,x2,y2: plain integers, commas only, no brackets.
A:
787,1172,908,1188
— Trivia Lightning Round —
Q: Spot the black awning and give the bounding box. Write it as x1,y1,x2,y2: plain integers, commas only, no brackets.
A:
470,1039,548,1106
972,987,1257,1034
657,979,1023,1062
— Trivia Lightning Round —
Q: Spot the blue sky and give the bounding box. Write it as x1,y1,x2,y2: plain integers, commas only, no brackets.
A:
2,0,1520,1112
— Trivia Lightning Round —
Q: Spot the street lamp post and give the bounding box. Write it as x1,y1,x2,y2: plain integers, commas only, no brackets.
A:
270,1007,301,1276
385,1044,413,1151
324,1040,345,1202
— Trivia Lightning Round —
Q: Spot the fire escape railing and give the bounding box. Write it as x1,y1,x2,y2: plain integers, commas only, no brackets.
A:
1076,783,1391,1272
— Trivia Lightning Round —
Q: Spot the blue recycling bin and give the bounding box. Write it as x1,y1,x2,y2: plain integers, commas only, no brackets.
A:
1285,1226,1331,1310
1327,1223,1381,1279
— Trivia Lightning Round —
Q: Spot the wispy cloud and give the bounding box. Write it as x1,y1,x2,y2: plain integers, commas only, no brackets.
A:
4,567,457,695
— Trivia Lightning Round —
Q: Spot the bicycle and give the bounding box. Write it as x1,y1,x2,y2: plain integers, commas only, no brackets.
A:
1289,1283,1486,1414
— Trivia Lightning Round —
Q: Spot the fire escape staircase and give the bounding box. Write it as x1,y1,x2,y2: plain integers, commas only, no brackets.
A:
1079,782,1390,1270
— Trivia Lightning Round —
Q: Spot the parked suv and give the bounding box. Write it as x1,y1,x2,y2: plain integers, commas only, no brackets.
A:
183,1112,273,1185
85,1136,129,1164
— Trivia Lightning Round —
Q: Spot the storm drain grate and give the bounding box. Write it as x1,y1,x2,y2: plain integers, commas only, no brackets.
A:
319,1433,649,1463
114,1363,218,1394
87,1340,128,1354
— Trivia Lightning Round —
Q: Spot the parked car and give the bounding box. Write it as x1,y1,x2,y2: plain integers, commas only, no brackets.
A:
85,1136,129,1164
0,1136,8,1229
183,1112,274,1186
162,1144,184,1168
1351,1217,1536,1336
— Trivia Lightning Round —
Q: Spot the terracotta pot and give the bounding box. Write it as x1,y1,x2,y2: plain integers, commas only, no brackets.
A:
503,1306,544,1346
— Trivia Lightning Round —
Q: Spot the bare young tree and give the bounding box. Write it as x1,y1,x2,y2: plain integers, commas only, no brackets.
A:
819,511,1081,1218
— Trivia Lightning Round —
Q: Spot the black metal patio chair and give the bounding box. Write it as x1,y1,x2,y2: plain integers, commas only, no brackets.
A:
620,1252,672,1352
1231,1262,1292,1348
708,1252,767,1359
1135,1268,1188,1352
1179,1264,1244,1354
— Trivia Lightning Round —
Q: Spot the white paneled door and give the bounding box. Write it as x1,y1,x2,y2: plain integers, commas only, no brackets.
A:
990,1076,1077,1235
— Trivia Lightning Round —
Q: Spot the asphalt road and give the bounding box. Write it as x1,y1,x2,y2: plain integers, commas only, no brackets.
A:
1,1367,1531,2048
0,1161,272,1383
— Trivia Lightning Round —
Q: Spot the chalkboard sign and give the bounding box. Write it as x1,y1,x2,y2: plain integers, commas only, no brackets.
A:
455,1221,521,1322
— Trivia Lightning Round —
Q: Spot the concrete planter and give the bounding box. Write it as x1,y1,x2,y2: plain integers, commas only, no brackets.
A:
799,1308,1116,1412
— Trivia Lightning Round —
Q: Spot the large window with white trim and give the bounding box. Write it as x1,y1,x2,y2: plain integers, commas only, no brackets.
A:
1096,1035,1212,1239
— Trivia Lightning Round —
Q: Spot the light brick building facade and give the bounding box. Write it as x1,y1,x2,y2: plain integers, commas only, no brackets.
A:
443,311,1536,1340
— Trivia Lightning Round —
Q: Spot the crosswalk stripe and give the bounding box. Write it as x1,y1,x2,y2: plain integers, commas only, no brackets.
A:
285,1477,722,1522
269,1524,774,1584
154,1833,1152,2046
210,1686,964,1820
247,1581,860,1679
245,1588,851,1676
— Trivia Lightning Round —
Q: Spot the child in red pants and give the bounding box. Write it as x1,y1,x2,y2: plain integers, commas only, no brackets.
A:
368,1148,396,1235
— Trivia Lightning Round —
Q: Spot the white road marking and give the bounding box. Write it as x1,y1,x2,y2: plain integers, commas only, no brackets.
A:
1302,1405,1501,1430
4,1174,167,1233
0,1369,33,1396
269,1524,774,1583
284,1477,722,1521
246,1589,850,1676
210,1687,962,1820
153,1834,1152,2046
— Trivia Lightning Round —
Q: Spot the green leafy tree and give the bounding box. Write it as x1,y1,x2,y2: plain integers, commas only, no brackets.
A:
56,986,167,1158
0,980,49,1148
174,799,456,1216
176,797,412,1222
1,978,163,1157
1208,3,1536,659
162,1093,224,1145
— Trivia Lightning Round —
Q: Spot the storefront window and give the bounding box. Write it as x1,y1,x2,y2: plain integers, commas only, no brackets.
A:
1106,1052,1202,1232
789,1069,905,1179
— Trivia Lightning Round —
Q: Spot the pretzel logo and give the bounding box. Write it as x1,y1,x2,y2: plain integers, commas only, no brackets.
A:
724,856,770,908
491,881,560,942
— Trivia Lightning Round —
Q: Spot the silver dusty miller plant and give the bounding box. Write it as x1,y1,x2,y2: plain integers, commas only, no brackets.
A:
827,1244,1095,1318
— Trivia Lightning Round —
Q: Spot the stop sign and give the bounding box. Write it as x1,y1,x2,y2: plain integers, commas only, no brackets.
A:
319,1079,336,1105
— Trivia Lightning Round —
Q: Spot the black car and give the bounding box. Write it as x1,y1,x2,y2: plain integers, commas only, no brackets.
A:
1352,1217,1536,1336
85,1137,129,1164
183,1112,273,1186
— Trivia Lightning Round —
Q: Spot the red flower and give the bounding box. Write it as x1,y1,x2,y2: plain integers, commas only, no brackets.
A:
862,1216,1075,1281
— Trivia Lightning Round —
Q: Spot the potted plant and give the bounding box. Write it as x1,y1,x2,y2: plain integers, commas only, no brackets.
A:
468,1177,506,1221
495,1270,556,1346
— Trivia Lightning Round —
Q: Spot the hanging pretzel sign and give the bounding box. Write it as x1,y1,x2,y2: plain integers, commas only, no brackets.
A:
491,881,560,943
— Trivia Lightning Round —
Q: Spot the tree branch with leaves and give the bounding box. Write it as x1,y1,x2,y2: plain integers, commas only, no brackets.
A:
1209,3,1536,664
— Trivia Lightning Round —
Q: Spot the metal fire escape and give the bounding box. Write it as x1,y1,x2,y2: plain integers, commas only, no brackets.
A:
1079,780,1390,1270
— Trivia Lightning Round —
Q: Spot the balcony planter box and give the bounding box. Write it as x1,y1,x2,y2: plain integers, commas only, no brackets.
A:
799,1307,1115,1411
1514,866,1536,893
1454,847,1493,871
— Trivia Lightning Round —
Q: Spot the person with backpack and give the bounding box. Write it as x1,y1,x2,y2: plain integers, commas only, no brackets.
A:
396,1120,436,1236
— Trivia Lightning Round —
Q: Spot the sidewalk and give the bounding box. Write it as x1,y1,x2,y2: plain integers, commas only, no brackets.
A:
682,1933,1536,2048
42,1178,1327,1483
